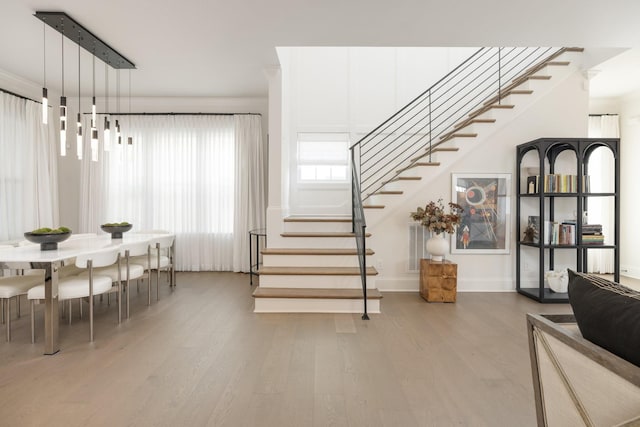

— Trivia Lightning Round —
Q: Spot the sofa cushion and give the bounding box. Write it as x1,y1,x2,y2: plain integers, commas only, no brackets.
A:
568,270,640,367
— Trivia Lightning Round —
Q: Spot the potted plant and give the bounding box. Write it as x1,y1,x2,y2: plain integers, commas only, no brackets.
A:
411,199,463,261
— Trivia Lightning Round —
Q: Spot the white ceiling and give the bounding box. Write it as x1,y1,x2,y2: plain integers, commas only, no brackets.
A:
1,0,640,99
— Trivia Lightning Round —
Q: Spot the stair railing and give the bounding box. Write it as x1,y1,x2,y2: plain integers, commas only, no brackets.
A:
351,47,572,201
350,146,369,320
349,47,577,315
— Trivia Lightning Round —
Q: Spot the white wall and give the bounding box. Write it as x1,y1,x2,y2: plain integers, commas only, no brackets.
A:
370,72,589,291
280,47,478,215
618,91,640,279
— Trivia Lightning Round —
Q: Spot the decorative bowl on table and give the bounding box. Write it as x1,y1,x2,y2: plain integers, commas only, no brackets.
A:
24,227,72,251
101,222,133,239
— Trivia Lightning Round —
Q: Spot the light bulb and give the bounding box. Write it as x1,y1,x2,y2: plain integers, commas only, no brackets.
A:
76,113,83,160
103,117,111,152
59,96,67,156
42,88,48,124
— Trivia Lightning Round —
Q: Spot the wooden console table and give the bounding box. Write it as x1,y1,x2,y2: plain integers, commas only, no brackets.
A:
420,259,457,303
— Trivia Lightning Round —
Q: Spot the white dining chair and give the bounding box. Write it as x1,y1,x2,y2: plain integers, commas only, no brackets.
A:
1,245,46,341
1,274,46,341
130,234,175,304
80,240,148,321
28,247,120,342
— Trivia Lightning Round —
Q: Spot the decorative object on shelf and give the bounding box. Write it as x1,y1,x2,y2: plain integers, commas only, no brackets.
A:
100,222,132,239
411,198,463,262
545,269,569,293
24,227,72,250
451,173,511,254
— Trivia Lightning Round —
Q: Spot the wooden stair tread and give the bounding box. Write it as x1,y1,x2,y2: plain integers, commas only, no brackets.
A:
261,248,374,256
363,205,385,209
508,89,534,95
546,61,570,66
281,232,371,238
489,104,515,109
453,118,495,129
396,176,421,180
258,266,378,276
440,133,477,140
372,190,403,195
253,287,383,300
284,217,351,223
415,161,440,166
522,75,552,80
433,146,460,152
564,47,584,52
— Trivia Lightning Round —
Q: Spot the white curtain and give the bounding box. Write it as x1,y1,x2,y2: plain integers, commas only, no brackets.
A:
0,91,58,241
79,114,265,272
587,115,618,273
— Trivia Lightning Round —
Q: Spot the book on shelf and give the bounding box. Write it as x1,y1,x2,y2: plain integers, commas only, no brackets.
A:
542,220,576,245
581,223,604,245
536,174,589,193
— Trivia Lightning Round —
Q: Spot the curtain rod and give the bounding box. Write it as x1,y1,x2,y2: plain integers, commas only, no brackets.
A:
88,112,261,116
0,87,42,105
589,113,619,117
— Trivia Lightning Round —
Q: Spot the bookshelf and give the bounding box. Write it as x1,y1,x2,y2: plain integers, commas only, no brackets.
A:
516,138,620,303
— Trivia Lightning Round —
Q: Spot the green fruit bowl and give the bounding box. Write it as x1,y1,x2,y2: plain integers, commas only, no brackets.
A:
100,223,133,239
24,231,72,251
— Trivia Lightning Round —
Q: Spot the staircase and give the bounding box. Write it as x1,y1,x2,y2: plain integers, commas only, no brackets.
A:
252,217,382,313
253,47,584,314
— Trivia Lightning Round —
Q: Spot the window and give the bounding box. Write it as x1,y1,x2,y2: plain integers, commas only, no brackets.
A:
297,133,349,182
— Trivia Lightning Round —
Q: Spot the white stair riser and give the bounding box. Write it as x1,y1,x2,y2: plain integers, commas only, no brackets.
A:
278,237,359,249
263,254,371,267
258,274,376,289
284,221,352,233
254,298,380,314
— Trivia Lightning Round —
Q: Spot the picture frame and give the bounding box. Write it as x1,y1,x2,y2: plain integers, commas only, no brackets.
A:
451,173,511,254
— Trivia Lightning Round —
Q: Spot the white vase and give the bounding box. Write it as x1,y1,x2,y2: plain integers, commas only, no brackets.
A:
426,232,449,262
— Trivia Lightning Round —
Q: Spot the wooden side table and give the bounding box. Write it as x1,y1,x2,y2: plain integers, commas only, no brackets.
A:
420,259,457,302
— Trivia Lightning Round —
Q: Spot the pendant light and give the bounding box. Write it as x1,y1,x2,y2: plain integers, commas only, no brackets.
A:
115,69,121,145
76,30,83,160
103,60,111,151
41,21,48,125
59,23,66,156
127,69,133,146
90,51,99,162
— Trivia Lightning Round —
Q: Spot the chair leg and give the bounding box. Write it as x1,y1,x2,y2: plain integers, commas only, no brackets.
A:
1,298,4,325
118,282,122,324
5,299,10,342
30,300,35,344
79,298,83,319
16,295,21,318
126,280,130,319
89,294,94,343
68,300,72,325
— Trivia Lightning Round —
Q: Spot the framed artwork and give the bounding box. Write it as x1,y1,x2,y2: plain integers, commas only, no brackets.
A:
451,173,511,254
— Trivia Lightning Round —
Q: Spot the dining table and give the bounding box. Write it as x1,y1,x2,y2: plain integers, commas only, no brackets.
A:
0,233,164,355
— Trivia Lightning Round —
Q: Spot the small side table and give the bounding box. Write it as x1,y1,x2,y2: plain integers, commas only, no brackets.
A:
248,228,266,286
420,259,457,302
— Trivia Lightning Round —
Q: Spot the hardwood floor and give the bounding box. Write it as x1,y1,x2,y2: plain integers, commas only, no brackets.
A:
0,272,572,426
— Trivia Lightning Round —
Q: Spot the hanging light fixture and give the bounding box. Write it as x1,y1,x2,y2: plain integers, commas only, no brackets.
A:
76,30,83,160
116,68,121,145
59,22,66,156
90,50,99,161
103,60,111,151
34,12,136,159
41,20,48,125
127,69,133,146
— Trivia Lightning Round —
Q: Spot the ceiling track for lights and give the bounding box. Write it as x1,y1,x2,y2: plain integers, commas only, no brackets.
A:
34,11,136,69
